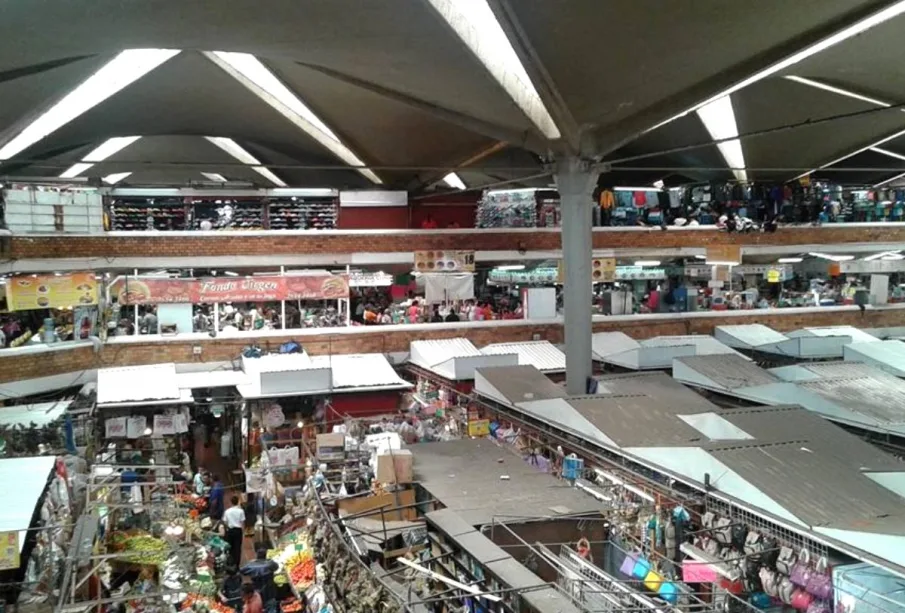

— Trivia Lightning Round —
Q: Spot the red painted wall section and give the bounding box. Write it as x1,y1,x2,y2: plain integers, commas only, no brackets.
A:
337,206,409,229
410,193,479,228
328,390,402,419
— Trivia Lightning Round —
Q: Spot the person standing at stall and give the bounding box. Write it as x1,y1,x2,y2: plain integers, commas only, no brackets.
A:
209,474,225,520
241,584,263,613
219,566,244,613
241,549,279,611
223,495,246,568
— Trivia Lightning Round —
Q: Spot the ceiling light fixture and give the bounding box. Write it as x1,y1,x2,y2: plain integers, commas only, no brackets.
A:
649,1,905,132
204,51,382,184
864,250,902,261
696,96,747,182
425,0,561,140
204,137,286,187
201,172,228,182
102,172,132,185
784,76,893,107
872,146,905,161
634,260,661,267
58,136,142,178
652,179,665,189
442,172,467,190
777,257,803,263
809,252,854,262
497,264,526,271
0,50,178,160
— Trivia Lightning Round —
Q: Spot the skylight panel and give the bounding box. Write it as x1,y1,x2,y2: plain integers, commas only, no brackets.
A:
204,52,381,184
426,0,561,140
58,136,142,178
204,137,287,187
696,96,747,182
443,172,466,190
0,50,178,161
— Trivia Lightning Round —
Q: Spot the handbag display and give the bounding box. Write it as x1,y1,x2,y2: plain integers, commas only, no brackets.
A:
644,569,664,592
760,567,779,598
744,531,763,556
791,549,813,587
632,556,652,580
702,511,716,529
778,577,796,605
807,601,830,613
791,589,814,611
806,556,832,600
714,517,733,544
619,552,638,577
776,546,797,575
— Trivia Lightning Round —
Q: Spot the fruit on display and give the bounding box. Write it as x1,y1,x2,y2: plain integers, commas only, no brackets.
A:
288,558,316,589
181,594,233,613
280,598,302,613
111,533,169,566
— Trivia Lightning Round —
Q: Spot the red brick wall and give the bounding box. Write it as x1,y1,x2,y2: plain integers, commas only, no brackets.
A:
2,308,901,384
10,225,903,260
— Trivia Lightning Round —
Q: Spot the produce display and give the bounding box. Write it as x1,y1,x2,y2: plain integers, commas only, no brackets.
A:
180,593,234,613
285,550,316,590
110,533,170,566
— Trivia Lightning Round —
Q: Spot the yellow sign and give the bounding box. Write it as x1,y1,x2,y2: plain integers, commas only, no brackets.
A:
414,250,475,273
706,245,741,265
0,531,19,571
766,269,782,283
5,272,98,311
467,419,490,437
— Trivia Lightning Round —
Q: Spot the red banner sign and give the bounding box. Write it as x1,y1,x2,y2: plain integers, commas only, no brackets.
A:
111,275,349,305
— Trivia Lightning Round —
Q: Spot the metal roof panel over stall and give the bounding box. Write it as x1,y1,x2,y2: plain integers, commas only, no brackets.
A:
714,324,790,350
844,340,905,378
237,352,411,399
409,338,518,381
96,363,191,407
0,456,56,553
480,341,566,374
591,332,745,370
0,400,73,427
472,363,905,574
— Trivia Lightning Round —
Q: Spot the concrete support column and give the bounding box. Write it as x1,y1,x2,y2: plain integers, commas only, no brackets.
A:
555,157,596,395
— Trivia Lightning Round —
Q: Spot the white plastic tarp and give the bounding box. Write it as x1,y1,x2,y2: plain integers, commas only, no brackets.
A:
424,273,475,303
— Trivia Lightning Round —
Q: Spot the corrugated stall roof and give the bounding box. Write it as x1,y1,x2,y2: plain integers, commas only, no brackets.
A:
475,365,566,406
714,324,789,349
310,353,410,389
241,353,313,374
0,456,56,552
0,400,73,427
591,331,639,360
789,326,880,344
97,363,183,406
481,341,565,373
845,340,905,378
673,354,779,390
175,370,251,389
410,338,481,367
798,367,905,425
569,396,707,447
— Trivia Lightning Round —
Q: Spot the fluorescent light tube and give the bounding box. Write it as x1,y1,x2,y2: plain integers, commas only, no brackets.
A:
426,0,561,140
442,172,466,190
201,172,228,182
784,76,892,107
778,257,803,263
871,147,905,161
809,252,854,261
58,136,142,178
614,186,659,191
696,96,747,182
59,163,95,179
0,51,177,160
205,51,382,184
204,136,286,187
795,127,905,180
102,172,132,185
875,171,905,188
634,260,661,267
497,265,525,271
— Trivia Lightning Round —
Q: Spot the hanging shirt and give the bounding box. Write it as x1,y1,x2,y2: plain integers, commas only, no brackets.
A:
599,189,615,210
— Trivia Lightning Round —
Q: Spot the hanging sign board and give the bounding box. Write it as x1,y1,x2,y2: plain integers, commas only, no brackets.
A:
592,258,617,283
705,245,741,265
153,415,177,436
5,272,98,311
713,266,731,283
105,418,127,439
467,419,490,437
110,274,349,305
413,250,475,273
0,532,20,571
766,269,782,283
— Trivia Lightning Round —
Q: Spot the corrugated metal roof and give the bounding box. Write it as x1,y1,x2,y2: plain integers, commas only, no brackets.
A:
639,335,743,356
799,370,905,425
0,400,72,428
710,444,905,531
789,326,879,344
97,363,181,405
310,353,409,389
241,353,313,374
409,338,481,367
475,365,566,406
845,340,905,377
718,405,903,471
592,371,720,410
481,341,565,372
0,456,56,552
591,331,639,360
569,396,707,447
425,509,479,537
674,354,779,390
175,370,251,389
715,324,789,349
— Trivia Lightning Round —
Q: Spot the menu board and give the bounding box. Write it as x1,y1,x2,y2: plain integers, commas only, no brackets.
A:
110,274,350,305
5,272,98,311
413,250,475,273
706,245,742,265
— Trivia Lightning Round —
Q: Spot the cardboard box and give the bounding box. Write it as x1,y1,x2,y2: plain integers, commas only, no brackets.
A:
316,433,346,461
377,449,413,484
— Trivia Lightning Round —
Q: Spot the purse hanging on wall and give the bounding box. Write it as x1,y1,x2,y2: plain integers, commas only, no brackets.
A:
791,549,813,587
776,546,797,575
805,556,832,601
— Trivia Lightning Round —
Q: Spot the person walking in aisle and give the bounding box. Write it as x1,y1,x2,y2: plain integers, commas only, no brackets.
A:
223,495,246,568
208,474,225,520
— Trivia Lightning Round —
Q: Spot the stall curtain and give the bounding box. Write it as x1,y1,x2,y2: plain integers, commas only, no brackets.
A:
424,274,475,303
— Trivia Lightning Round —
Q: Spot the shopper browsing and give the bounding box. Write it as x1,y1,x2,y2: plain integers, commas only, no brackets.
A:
209,474,225,520
241,583,263,613
218,566,244,613
241,548,279,607
223,496,246,568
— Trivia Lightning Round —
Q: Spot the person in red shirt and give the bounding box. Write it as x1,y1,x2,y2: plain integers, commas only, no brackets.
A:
242,584,263,613
421,215,438,229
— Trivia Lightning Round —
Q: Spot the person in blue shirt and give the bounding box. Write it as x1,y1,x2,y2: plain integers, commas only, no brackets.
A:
209,474,225,520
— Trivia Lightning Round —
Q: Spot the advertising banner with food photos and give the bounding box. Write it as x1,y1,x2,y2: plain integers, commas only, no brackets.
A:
413,250,476,273
5,272,98,311
110,274,350,305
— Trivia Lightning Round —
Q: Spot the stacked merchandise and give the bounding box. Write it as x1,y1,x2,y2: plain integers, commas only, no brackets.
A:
108,197,188,231
537,195,562,227
268,196,338,230
192,198,265,230
475,189,538,228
